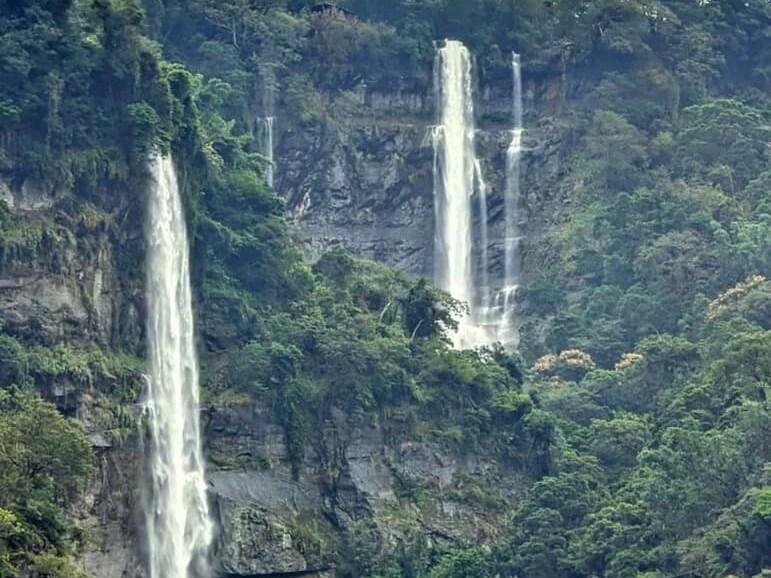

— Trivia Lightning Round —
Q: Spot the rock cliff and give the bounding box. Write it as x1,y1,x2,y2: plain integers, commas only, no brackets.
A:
275,77,569,291
206,403,525,576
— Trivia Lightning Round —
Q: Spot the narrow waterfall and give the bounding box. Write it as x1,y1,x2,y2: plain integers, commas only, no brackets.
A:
497,52,524,348
258,116,275,188
475,159,490,313
145,155,213,578
256,65,277,188
432,40,489,348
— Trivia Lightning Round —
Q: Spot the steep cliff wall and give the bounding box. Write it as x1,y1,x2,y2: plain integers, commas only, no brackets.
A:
274,74,569,292
4,2,767,577
0,175,143,349
0,167,144,577
206,402,526,577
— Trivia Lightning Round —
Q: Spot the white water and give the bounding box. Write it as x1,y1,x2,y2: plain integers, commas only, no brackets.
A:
257,64,277,188
145,155,213,578
432,45,525,349
496,53,524,348
432,40,490,348
258,116,275,188
475,159,490,313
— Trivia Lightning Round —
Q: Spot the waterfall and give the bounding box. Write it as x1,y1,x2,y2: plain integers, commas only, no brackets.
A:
475,159,490,313
258,116,275,188
431,43,524,349
432,40,489,348
257,64,276,189
497,52,524,348
144,155,213,578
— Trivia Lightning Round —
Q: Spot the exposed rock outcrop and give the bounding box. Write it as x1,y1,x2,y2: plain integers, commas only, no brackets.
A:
279,122,436,276
276,84,566,292
206,402,526,577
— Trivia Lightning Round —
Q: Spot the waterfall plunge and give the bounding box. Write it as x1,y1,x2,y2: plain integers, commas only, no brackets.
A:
145,155,213,578
432,40,490,348
433,43,524,350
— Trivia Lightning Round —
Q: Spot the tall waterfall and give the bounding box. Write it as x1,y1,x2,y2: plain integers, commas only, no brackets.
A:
432,43,524,349
496,52,524,348
432,40,488,348
258,116,275,188
145,155,213,578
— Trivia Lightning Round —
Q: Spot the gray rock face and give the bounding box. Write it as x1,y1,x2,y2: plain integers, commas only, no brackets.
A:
215,500,321,576
0,246,119,343
71,394,526,578
276,86,563,294
0,275,87,335
0,232,133,345
205,403,526,576
0,170,146,578
18,178,61,210
0,179,14,209
0,173,142,346
77,444,143,578
0,174,65,211
279,122,436,276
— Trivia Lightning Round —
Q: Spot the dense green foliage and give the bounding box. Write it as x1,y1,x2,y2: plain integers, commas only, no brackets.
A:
212,251,544,477
0,391,92,578
0,0,769,577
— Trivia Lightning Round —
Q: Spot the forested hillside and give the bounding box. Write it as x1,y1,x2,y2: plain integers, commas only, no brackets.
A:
0,1,769,577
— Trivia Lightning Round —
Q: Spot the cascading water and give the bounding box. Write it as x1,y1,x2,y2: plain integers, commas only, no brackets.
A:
256,65,277,188
432,43,524,349
496,52,524,348
432,40,490,348
258,116,275,188
475,159,490,313
145,155,213,578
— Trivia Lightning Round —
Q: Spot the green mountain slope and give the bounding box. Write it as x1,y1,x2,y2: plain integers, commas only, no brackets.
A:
0,1,768,577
